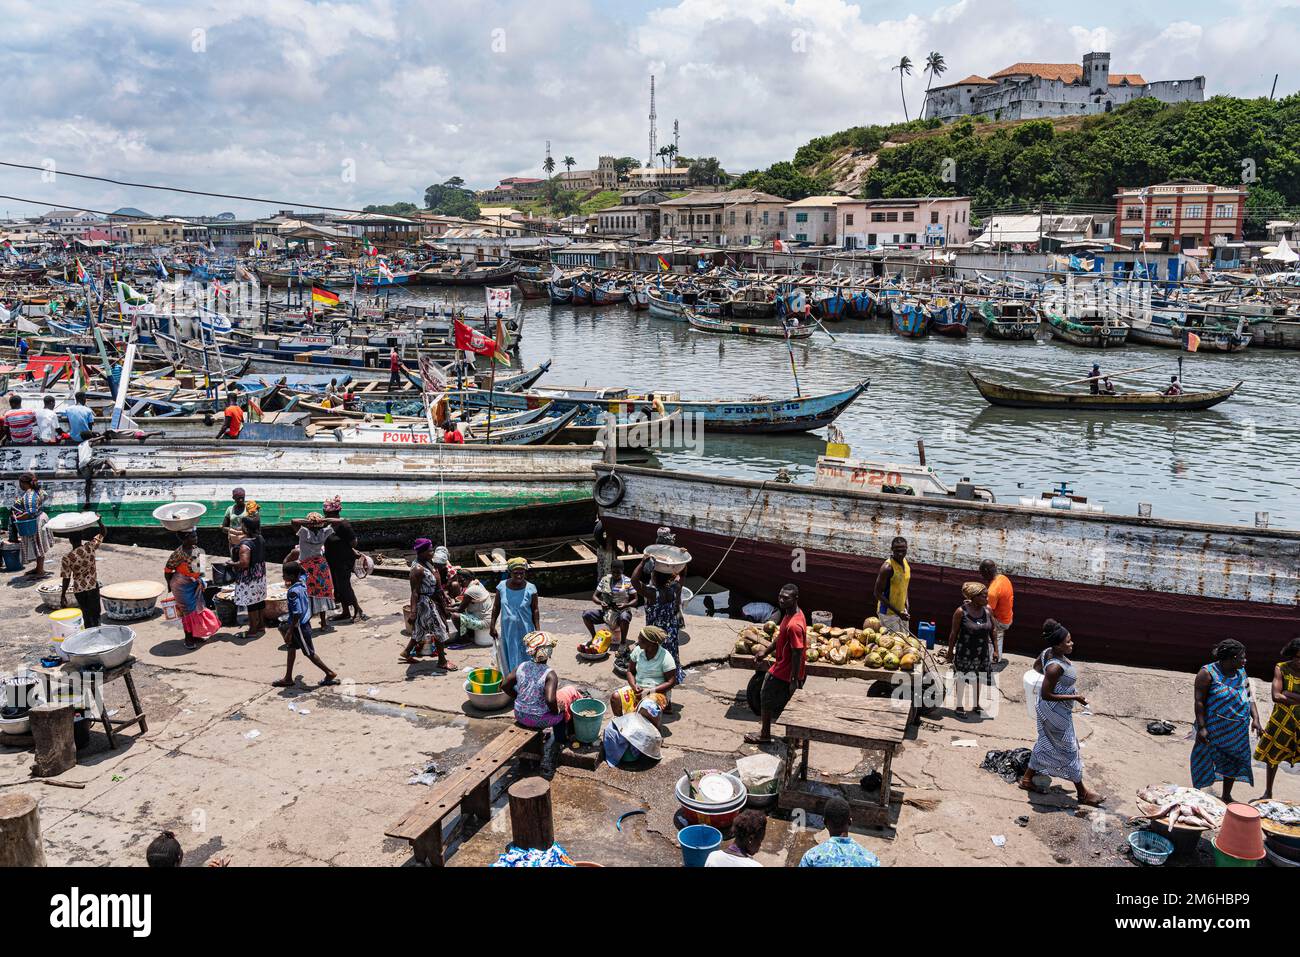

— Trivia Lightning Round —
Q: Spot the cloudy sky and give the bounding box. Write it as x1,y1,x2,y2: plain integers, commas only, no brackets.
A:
0,0,1294,219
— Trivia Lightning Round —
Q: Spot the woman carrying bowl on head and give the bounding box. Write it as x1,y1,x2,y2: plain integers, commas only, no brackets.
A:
165,530,221,649
288,512,337,633
631,553,685,684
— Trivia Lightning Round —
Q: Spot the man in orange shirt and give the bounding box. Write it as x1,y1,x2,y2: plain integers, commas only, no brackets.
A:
217,394,244,439
980,560,1013,660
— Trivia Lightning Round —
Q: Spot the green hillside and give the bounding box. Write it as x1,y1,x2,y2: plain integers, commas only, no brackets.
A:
733,95,1300,235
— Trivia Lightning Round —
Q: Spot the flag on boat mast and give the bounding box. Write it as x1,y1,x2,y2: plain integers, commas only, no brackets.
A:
657,255,670,272
311,286,340,307
1184,331,1201,353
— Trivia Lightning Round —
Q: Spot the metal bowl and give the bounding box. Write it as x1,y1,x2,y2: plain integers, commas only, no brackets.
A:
60,625,136,669
152,502,208,532
674,771,747,813
643,544,692,575
463,682,510,712
37,579,102,611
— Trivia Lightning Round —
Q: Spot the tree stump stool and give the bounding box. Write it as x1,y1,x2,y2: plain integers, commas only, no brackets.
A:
0,793,47,866
29,704,76,778
507,776,554,850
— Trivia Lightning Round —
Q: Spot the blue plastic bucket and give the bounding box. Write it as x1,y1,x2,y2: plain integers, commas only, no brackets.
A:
918,621,936,649
1,543,22,573
678,824,722,867
570,698,606,744
13,518,38,537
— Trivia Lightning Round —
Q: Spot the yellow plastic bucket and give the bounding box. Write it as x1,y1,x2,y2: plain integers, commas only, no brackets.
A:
49,608,84,657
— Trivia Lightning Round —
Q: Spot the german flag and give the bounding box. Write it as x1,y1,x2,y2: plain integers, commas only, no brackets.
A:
311,286,340,307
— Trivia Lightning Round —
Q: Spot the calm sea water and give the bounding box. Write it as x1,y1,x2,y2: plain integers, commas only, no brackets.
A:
351,286,1300,529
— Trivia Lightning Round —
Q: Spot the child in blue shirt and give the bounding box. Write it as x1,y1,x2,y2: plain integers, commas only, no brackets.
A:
273,561,339,688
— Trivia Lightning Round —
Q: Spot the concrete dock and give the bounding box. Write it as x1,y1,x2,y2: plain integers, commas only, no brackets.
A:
1,541,1294,866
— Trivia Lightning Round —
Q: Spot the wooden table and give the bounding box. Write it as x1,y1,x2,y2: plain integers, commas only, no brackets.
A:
775,691,910,829
39,658,148,750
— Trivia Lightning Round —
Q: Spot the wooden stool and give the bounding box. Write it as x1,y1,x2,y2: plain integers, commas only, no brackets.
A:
507,777,554,850
0,793,47,866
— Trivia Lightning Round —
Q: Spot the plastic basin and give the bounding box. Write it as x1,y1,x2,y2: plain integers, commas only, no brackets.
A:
678,824,722,867
465,668,503,694
1211,837,1258,867
570,698,606,744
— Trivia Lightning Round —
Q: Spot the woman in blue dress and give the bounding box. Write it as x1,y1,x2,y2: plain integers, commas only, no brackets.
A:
1191,638,1263,802
490,558,539,677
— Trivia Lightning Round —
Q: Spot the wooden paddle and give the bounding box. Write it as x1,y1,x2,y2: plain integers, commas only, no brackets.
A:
1051,363,1163,388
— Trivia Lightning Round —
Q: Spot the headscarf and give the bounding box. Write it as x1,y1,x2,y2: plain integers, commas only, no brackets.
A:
305,512,325,526
412,538,433,554
322,495,342,514
639,625,667,646
432,545,450,566
524,631,555,662
231,487,246,499
506,556,528,571
961,581,988,602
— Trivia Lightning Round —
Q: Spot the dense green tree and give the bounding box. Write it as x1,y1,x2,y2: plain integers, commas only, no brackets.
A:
423,179,479,219
363,202,419,215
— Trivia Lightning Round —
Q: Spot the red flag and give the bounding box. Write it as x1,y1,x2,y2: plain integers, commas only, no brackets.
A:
453,319,499,357
1184,331,1201,353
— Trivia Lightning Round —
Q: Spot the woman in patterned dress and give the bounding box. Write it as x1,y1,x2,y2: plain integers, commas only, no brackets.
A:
164,530,220,649
635,562,684,684
10,472,54,578
230,514,268,640
1192,638,1263,802
946,581,994,716
1256,637,1300,800
1019,620,1105,806
288,513,336,632
401,539,456,670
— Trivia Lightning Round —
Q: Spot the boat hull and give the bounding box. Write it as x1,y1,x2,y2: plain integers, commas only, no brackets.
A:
595,465,1300,677
968,372,1242,411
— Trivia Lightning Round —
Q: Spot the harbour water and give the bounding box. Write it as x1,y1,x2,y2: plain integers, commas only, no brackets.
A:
354,286,1300,529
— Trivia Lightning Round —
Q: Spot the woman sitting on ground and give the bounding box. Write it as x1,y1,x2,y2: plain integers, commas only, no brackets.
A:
609,626,678,728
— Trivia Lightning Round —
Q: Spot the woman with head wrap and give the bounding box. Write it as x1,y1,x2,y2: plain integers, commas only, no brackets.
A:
319,496,364,622
1019,620,1104,806
609,626,677,728
288,512,337,632
502,632,573,774
1191,638,1262,802
946,581,995,716
401,539,456,670
230,514,267,640
490,557,538,678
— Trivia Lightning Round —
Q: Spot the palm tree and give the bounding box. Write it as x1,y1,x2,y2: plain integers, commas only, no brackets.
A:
892,56,913,122
922,52,946,119
563,156,575,175
665,144,678,167
657,146,670,169
543,155,556,179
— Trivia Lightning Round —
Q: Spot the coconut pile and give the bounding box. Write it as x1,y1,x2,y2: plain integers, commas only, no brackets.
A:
734,617,924,671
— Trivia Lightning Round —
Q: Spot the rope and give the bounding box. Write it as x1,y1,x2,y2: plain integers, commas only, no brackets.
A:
689,479,770,598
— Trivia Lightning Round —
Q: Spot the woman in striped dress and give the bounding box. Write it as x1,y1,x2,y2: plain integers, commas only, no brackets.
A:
1019,620,1105,806
1191,639,1262,802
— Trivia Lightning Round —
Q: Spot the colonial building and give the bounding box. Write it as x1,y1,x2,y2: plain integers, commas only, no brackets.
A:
784,196,855,246
629,166,690,190
925,52,1204,122
595,190,668,240
658,189,789,246
836,197,972,249
556,156,620,192
1114,180,1245,252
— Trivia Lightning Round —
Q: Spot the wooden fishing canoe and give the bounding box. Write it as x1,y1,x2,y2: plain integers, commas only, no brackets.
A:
685,310,814,340
967,372,1242,411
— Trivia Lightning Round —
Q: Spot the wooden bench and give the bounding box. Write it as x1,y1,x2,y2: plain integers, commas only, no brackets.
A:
385,724,543,866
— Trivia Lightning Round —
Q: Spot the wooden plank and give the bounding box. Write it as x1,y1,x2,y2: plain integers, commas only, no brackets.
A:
780,700,910,736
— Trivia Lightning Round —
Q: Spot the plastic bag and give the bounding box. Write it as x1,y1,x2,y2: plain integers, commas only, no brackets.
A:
1022,667,1043,724
736,752,783,796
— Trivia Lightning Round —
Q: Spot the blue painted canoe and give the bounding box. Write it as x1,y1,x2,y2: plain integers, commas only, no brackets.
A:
660,380,869,434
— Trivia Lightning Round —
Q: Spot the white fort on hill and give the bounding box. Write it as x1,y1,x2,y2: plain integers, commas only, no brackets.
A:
924,52,1204,122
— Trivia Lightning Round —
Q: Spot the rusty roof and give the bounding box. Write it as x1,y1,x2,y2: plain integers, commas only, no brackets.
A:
930,74,996,91
990,62,1146,85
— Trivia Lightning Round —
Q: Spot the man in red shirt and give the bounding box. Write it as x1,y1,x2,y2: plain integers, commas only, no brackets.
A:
744,583,805,745
442,425,464,444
